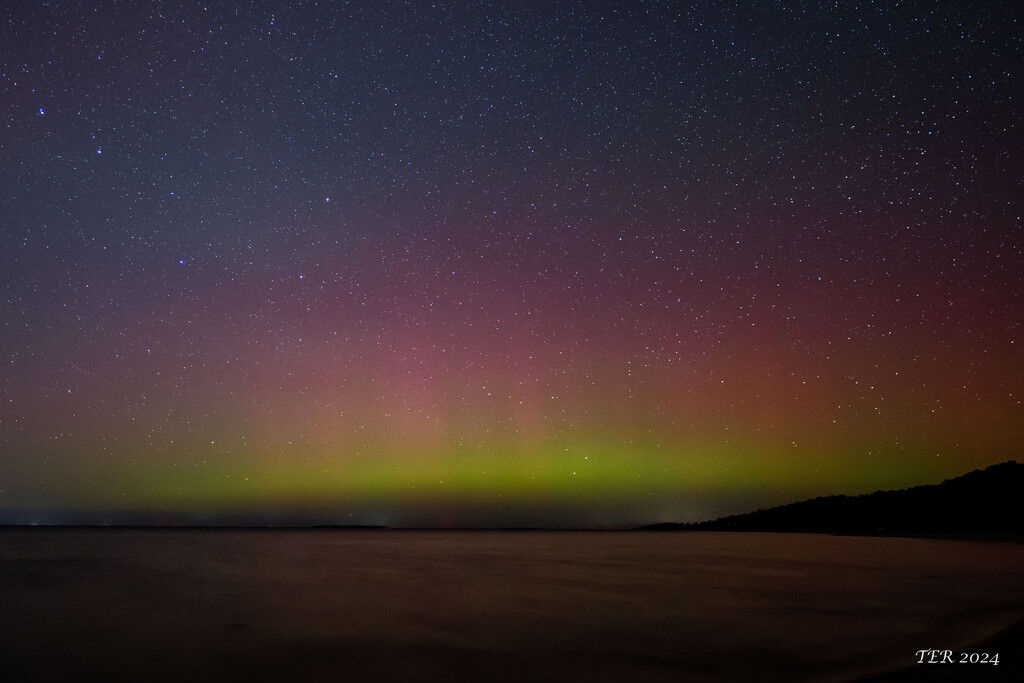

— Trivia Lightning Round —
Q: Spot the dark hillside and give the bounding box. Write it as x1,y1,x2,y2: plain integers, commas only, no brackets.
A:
646,461,1023,536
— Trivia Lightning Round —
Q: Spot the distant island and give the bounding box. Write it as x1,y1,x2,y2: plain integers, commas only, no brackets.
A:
644,461,1023,538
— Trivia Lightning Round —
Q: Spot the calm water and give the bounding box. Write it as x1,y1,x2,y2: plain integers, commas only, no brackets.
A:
1,530,1022,682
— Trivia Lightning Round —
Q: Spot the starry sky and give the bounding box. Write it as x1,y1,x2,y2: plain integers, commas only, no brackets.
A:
1,1,1021,527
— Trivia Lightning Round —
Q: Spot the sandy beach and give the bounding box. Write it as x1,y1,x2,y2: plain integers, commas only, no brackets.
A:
1,529,1021,682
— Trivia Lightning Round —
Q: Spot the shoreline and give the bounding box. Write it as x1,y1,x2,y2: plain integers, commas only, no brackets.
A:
2,524,1022,543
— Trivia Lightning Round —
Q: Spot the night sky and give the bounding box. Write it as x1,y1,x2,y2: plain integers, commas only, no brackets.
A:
2,1,1021,527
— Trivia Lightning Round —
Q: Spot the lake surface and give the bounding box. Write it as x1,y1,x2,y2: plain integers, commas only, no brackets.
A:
1,529,1021,682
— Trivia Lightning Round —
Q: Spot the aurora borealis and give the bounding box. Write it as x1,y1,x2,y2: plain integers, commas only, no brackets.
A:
1,1,1021,526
